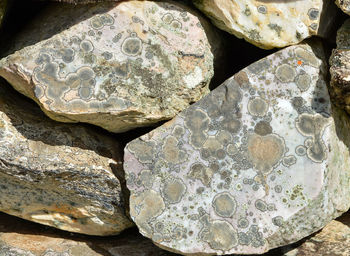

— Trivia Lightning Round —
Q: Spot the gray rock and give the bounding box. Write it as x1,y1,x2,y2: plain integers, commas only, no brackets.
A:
124,41,350,255
330,19,350,115
0,78,133,236
0,1,218,133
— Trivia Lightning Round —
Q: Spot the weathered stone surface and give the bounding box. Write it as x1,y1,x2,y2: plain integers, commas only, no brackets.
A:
124,41,350,255
193,0,333,49
282,213,350,256
330,19,350,114
0,78,133,236
0,212,175,256
0,1,215,133
335,0,350,15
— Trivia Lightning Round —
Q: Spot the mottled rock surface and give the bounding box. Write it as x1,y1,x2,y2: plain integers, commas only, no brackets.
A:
0,1,215,133
193,0,334,49
0,212,175,256
124,41,350,255
330,19,350,114
0,78,133,236
336,0,350,15
283,214,350,256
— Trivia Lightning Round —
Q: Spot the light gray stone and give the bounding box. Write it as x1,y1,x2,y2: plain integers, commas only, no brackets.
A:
124,41,350,255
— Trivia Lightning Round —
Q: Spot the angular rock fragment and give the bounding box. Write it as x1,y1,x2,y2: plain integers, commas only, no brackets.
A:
124,41,350,255
193,0,334,49
0,1,215,133
335,0,350,15
0,213,174,256
330,19,350,114
0,79,133,236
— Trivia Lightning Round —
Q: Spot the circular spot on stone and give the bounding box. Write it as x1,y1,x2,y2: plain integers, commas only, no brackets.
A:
254,121,272,136
275,64,296,83
90,16,104,30
161,178,186,204
247,133,285,174
202,220,238,251
308,8,319,20
248,97,269,117
238,218,249,229
80,40,94,53
309,23,318,31
162,13,174,24
34,85,44,98
77,67,95,81
296,145,307,156
121,36,143,56
282,155,297,167
79,86,93,100
257,5,267,14
227,144,238,156
102,51,113,60
274,185,282,193
272,216,284,227
212,192,236,218
255,199,267,212
171,19,182,29
296,73,311,92
100,14,114,26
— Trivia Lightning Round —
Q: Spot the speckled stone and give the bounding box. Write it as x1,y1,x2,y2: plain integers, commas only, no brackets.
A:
124,41,350,255
0,212,175,256
193,0,334,49
0,1,215,133
330,19,350,115
0,79,133,236
335,0,350,15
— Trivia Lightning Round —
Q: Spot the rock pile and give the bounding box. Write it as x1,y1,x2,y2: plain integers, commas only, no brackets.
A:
0,0,350,256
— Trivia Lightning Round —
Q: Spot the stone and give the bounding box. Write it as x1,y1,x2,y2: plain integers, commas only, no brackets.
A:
193,0,335,49
0,78,133,236
335,0,350,15
124,41,350,255
0,1,215,133
330,19,350,115
0,212,175,256
281,213,350,256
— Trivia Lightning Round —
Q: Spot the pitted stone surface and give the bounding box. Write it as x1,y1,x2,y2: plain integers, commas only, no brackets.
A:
330,19,350,115
0,1,214,133
124,42,350,255
193,0,332,49
0,79,133,236
336,0,350,15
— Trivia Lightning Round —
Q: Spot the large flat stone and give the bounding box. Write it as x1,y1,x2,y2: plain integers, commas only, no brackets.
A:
0,78,133,236
0,1,216,133
193,0,335,49
124,41,350,255
330,19,350,115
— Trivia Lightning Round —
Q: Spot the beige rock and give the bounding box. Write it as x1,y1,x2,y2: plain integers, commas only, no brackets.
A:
0,212,174,256
0,78,133,236
193,0,335,49
0,1,216,133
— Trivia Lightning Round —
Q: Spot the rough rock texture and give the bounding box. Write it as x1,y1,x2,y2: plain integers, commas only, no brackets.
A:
124,41,350,255
330,19,350,114
193,0,335,49
0,212,175,256
0,78,133,236
335,0,350,15
283,214,350,256
0,1,216,133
